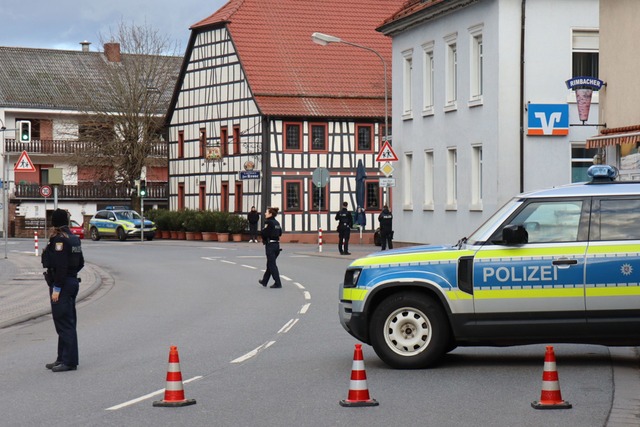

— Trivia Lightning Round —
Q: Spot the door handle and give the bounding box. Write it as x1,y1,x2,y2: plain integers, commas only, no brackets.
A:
552,259,578,266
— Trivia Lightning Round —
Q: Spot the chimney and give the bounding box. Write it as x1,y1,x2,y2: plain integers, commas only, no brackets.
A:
104,42,121,63
80,41,91,52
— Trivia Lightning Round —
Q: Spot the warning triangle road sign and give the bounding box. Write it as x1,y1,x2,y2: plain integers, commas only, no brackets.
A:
376,141,399,162
14,150,36,172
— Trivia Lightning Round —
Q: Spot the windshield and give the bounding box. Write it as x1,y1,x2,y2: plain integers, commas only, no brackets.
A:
114,211,141,221
466,199,521,245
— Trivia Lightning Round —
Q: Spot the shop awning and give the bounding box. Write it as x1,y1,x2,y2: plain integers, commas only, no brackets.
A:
586,125,640,149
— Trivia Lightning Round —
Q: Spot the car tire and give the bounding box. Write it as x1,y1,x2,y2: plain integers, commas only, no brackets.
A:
370,292,449,369
90,227,100,241
116,227,127,241
145,235,154,241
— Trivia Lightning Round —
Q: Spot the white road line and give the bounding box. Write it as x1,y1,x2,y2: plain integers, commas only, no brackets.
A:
294,282,305,289
300,303,310,314
202,247,234,250
242,264,257,269
280,275,292,281
278,318,299,334
289,255,310,258
303,291,311,300
201,256,220,260
231,341,275,364
237,255,264,258
105,376,203,410
220,260,236,265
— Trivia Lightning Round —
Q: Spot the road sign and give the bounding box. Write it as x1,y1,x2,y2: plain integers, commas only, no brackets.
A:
239,171,261,180
379,162,394,177
312,167,330,187
14,150,36,172
376,141,398,162
40,185,52,198
379,177,396,187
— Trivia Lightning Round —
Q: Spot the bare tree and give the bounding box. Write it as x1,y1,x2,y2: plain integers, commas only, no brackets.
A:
72,21,181,211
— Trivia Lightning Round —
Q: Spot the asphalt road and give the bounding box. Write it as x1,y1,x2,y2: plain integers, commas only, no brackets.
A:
0,239,633,426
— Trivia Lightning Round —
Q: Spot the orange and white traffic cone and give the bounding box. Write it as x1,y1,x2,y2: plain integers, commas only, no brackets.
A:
531,345,572,409
340,344,379,407
153,346,197,407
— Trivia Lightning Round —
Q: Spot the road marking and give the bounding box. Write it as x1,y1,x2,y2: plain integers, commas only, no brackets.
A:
278,318,299,334
281,275,292,281
202,246,235,251
237,255,264,259
220,260,236,265
231,341,275,364
201,256,220,260
300,303,310,314
303,291,311,300
294,282,305,289
242,264,257,269
105,376,203,410
290,255,310,258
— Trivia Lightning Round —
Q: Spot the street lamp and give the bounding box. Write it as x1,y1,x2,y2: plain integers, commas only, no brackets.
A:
311,32,390,203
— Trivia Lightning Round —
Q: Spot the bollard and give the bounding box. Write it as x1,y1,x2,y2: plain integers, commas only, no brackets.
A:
319,228,323,253
34,231,39,257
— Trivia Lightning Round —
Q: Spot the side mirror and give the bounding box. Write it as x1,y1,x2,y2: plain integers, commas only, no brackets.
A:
502,224,528,245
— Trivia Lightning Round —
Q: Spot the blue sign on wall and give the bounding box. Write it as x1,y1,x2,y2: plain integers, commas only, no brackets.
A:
527,104,569,136
239,171,260,180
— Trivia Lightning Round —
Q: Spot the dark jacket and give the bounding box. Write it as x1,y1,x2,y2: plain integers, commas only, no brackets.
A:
42,227,84,285
378,208,393,233
335,208,353,231
248,211,260,225
261,218,282,243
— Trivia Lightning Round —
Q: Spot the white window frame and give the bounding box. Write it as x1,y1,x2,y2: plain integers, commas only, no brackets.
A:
446,147,457,210
423,150,434,211
469,24,484,107
471,144,483,211
444,33,458,112
422,41,435,116
568,29,599,103
403,152,413,210
402,49,414,120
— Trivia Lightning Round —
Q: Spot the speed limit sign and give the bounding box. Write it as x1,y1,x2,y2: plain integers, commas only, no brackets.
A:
40,185,52,198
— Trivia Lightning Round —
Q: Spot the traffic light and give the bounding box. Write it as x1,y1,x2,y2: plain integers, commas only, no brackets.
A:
16,120,31,143
139,179,147,198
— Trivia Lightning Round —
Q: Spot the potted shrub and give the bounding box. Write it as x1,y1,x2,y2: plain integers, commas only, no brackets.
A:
167,210,185,240
216,211,231,242
149,209,170,239
228,214,248,242
183,209,202,240
199,210,218,241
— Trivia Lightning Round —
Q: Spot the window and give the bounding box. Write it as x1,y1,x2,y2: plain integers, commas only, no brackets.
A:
309,123,327,152
199,182,206,211
365,180,381,211
356,125,373,152
502,201,584,243
221,181,229,212
572,30,599,79
423,150,434,210
471,145,483,210
285,123,302,151
402,49,413,118
178,130,184,159
403,152,413,209
177,183,185,211
233,125,241,155
379,123,391,143
469,24,484,105
220,126,228,157
446,148,457,209
597,199,640,240
444,33,458,110
422,42,434,115
285,180,302,211
234,182,243,213
571,144,599,183
310,182,328,211
199,127,207,158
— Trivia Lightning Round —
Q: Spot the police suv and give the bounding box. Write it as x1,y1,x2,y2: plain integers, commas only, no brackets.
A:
339,165,640,368
89,206,156,241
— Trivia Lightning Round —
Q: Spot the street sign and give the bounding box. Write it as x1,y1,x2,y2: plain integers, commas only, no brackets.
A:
14,150,36,172
379,177,396,187
239,171,261,180
376,141,398,162
379,162,394,177
40,185,52,198
312,167,330,187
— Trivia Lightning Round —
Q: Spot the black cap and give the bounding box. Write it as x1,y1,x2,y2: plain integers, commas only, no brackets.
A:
51,209,69,227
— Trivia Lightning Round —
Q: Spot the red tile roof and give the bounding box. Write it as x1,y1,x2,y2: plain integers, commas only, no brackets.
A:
191,0,404,118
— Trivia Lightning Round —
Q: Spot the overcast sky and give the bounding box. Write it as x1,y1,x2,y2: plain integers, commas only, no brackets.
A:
0,0,228,53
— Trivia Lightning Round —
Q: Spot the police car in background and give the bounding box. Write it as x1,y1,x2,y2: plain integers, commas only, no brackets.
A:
89,206,156,241
339,165,640,369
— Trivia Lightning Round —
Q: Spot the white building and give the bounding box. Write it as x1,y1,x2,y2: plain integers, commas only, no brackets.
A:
378,0,600,245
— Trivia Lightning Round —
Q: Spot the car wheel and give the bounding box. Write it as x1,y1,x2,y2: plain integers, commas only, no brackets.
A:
116,227,127,241
370,292,449,369
145,235,154,241
90,227,100,241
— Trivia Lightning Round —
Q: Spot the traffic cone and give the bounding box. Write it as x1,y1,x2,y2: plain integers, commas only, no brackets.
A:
531,345,572,409
340,344,379,407
153,346,197,407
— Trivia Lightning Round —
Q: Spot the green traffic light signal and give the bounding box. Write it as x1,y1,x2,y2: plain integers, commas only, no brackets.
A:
139,179,147,197
17,120,31,143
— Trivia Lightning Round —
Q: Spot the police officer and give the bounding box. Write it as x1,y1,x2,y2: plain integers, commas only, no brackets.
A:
378,205,393,251
42,209,84,372
258,207,283,288
335,201,353,255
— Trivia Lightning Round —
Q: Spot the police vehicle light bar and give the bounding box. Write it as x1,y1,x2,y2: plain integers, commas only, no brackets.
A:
587,165,618,182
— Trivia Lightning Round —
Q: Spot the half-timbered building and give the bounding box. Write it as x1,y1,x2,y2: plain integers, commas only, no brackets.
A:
166,0,404,242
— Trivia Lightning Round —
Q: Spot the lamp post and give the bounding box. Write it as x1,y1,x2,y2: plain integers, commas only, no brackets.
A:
311,32,390,204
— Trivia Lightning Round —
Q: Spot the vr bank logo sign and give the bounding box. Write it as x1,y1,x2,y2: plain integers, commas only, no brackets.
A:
527,104,569,136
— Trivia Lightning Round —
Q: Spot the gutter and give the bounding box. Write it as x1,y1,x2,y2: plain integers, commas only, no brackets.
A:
519,0,526,193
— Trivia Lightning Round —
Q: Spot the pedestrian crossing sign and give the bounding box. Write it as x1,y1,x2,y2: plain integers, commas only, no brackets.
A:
376,141,398,162
14,150,36,172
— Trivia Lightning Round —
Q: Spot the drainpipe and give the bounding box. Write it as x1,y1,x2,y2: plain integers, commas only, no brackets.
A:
261,117,270,224
519,0,527,193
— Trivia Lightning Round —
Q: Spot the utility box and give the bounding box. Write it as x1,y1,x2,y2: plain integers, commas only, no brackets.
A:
47,168,63,185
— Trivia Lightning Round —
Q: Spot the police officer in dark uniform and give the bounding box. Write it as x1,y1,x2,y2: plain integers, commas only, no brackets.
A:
42,209,84,372
258,207,283,288
335,201,353,255
378,205,394,251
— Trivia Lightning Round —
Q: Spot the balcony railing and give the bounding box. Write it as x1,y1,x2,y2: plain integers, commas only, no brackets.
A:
4,138,168,157
14,182,167,200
